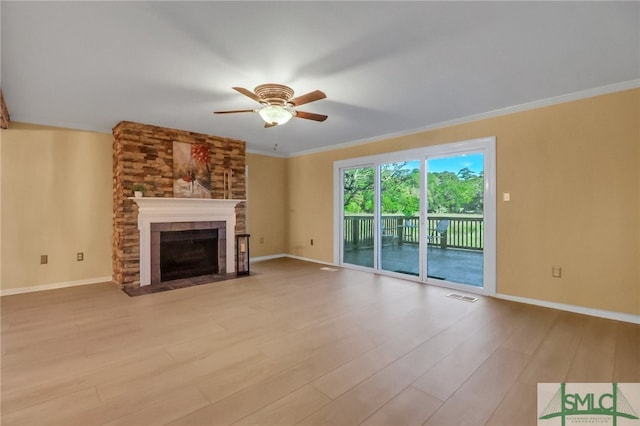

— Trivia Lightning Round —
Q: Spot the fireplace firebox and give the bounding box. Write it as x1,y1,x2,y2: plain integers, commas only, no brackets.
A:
150,220,226,285
160,228,218,282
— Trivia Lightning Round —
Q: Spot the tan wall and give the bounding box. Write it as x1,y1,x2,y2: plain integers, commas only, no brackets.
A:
287,150,335,260
246,153,288,257
1,122,113,291
286,89,640,315
1,89,637,316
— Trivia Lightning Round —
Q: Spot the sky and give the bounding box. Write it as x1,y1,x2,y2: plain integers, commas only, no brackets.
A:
397,153,484,174
427,153,484,174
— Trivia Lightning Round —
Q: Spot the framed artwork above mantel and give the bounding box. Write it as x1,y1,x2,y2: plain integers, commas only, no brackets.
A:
173,141,212,198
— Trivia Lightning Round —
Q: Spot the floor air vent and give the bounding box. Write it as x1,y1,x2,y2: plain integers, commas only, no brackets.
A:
446,293,479,303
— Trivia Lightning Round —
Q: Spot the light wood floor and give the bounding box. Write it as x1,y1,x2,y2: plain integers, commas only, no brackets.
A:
1,258,638,425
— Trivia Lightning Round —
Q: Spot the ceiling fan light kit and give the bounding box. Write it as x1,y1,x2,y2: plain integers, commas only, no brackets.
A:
214,83,327,128
258,104,295,126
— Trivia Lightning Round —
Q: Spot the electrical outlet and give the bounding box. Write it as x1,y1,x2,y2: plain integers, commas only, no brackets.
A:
40,255,48,264
77,252,84,262
552,266,562,278
260,237,265,244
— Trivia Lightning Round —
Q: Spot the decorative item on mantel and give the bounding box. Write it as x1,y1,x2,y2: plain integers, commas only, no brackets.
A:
235,234,251,276
223,155,233,199
224,169,233,199
132,184,146,198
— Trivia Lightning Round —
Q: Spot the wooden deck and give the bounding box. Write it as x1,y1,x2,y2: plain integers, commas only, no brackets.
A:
343,245,484,287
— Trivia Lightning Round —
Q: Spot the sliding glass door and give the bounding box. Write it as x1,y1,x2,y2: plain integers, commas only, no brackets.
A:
335,137,495,295
342,166,375,269
380,160,420,275
426,153,484,288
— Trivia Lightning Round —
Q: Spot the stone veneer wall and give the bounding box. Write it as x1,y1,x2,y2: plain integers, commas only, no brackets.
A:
112,121,246,289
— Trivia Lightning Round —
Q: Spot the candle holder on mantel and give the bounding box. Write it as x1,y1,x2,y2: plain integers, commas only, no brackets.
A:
223,169,233,199
235,234,250,276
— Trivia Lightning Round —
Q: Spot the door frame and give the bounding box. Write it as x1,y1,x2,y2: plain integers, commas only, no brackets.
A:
333,136,496,295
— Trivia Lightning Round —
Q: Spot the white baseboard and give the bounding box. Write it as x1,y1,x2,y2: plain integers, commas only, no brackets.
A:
251,253,337,268
495,293,640,325
250,253,289,263
0,276,113,296
280,254,337,267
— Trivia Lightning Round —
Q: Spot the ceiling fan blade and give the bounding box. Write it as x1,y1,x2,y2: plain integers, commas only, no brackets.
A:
232,87,264,104
288,90,326,107
295,110,328,122
213,109,255,114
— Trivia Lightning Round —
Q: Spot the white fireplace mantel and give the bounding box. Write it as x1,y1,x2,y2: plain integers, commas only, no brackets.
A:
131,197,245,286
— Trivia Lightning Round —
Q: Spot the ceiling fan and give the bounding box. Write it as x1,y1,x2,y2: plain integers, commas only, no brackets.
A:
214,83,327,128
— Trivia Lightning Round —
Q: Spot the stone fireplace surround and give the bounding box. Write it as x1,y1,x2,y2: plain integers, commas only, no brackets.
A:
112,121,246,290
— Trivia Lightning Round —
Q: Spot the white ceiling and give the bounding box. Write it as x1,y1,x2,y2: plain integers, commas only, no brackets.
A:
2,1,638,156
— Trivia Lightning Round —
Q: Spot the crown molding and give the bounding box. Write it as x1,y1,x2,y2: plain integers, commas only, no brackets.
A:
246,147,288,158
8,79,639,157
286,79,640,158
